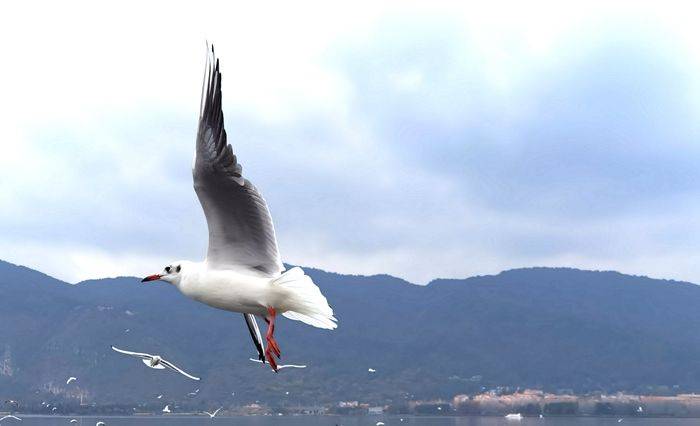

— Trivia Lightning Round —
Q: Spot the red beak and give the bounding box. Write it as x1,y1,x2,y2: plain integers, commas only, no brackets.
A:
141,274,162,283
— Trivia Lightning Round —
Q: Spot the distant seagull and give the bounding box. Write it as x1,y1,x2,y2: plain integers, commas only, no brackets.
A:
187,388,200,397
637,406,643,413
0,415,21,422
368,368,376,373
66,377,77,384
52,407,57,412
70,420,77,423
249,358,307,370
110,346,199,380
96,422,106,426
617,419,623,423
162,405,171,413
376,422,385,426
139,44,337,372
157,395,163,399
203,407,223,418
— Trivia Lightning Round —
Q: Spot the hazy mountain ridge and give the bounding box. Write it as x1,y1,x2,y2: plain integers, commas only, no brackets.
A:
2,259,700,409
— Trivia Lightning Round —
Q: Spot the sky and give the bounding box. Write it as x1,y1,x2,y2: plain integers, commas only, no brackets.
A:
2,1,700,284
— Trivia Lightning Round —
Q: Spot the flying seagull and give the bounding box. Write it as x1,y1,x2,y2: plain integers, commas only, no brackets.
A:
96,422,106,426
66,377,77,384
140,44,337,371
249,358,307,370
110,346,200,380
0,415,21,422
162,405,171,413
203,407,223,418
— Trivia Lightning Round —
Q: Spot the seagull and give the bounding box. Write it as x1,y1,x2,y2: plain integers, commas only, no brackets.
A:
368,368,376,373
66,377,77,384
96,422,106,426
139,44,337,372
249,358,307,370
70,420,78,423
0,415,21,422
110,346,199,380
187,388,200,397
203,407,223,418
162,405,171,413
157,395,163,399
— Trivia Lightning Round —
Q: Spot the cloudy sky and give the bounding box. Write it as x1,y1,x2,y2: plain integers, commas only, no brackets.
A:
2,1,700,284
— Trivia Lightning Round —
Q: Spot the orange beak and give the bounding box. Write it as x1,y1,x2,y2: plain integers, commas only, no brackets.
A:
141,274,162,283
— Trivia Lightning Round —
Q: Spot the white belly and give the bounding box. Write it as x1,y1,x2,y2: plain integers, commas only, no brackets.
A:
177,268,283,316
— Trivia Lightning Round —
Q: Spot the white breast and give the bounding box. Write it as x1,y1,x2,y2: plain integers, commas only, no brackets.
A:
177,267,280,316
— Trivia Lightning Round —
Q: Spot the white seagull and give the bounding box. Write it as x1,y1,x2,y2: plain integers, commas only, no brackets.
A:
203,407,223,418
111,346,200,380
140,44,337,372
368,368,376,373
96,422,106,426
162,405,171,413
66,377,77,384
0,415,21,422
249,358,307,370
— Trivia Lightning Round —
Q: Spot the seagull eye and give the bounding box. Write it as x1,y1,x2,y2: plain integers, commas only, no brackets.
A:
165,266,171,273
176,265,181,273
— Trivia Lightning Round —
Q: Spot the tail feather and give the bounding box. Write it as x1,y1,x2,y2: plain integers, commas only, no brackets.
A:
274,267,337,330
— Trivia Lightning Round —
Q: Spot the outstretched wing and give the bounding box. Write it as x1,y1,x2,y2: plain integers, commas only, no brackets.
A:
111,346,152,360
194,45,283,276
160,358,201,381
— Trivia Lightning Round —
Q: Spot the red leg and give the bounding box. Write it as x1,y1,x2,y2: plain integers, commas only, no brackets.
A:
264,307,281,372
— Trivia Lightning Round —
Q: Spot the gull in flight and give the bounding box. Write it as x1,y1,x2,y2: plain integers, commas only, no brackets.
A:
111,346,199,380
140,44,337,371
368,368,376,373
249,358,306,370
70,420,77,423
96,422,106,426
66,377,77,384
162,405,171,413
203,407,223,418
0,415,21,422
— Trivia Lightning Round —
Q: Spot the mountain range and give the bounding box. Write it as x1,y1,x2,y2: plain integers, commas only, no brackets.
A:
2,259,700,410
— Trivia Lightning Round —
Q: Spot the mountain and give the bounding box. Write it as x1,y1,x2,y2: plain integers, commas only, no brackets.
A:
1,259,700,411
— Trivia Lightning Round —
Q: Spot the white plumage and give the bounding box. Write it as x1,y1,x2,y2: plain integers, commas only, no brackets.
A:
141,45,336,371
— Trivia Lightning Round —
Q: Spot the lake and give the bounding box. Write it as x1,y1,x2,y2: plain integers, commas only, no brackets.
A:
3,416,695,426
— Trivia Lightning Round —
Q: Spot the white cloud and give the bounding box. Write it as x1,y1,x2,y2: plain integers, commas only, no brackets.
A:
3,1,700,284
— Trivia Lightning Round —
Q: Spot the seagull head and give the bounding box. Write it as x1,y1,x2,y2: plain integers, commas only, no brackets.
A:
142,261,187,285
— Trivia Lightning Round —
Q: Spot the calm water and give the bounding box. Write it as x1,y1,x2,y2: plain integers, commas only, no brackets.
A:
4,416,696,426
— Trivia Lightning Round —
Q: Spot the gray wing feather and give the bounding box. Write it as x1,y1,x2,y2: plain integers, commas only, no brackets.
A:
193,45,283,276
243,313,266,363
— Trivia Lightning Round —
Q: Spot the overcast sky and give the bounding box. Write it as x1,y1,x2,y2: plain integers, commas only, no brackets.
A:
2,1,700,284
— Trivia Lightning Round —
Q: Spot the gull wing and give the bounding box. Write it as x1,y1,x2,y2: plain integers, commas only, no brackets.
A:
249,358,307,369
160,358,201,381
111,346,152,360
194,45,283,276
244,313,266,363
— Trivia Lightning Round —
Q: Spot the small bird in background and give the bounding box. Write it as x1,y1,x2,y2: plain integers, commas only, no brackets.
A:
156,395,163,399
0,415,22,422
66,377,77,384
69,420,78,423
162,405,171,413
249,359,307,370
96,422,106,426
203,407,223,418
140,44,337,372
110,346,199,380
368,368,377,373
